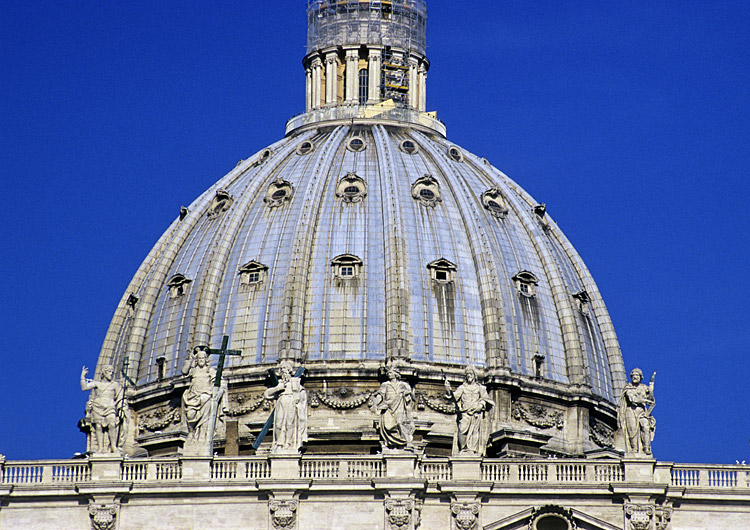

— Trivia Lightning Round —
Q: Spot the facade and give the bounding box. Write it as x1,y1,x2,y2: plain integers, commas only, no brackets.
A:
1,1,749,529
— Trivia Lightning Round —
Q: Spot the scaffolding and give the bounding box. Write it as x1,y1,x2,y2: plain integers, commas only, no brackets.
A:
306,0,427,56
381,49,409,106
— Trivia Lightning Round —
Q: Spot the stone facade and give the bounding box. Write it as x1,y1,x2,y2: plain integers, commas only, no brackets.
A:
1,454,749,529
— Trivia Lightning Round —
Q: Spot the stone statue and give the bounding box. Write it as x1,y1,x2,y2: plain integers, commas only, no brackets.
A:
80,365,125,454
444,366,493,456
264,360,308,453
618,368,656,455
181,346,226,448
369,366,416,451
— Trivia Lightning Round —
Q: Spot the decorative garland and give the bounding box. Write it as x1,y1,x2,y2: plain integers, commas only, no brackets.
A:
226,394,267,417
315,389,373,410
417,392,456,415
589,420,615,448
512,402,564,430
138,406,181,433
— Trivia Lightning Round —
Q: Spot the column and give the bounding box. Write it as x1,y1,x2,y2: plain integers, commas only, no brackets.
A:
344,48,358,104
325,52,338,106
368,47,381,104
408,57,419,109
305,67,312,111
418,63,427,111
311,56,322,109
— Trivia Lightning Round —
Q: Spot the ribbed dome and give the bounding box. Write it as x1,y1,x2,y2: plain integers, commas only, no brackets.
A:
97,124,626,405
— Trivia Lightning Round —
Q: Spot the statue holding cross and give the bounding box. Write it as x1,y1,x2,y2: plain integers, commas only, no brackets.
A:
180,336,241,455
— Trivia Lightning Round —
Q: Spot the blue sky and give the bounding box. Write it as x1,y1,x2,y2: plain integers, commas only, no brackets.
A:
1,1,748,463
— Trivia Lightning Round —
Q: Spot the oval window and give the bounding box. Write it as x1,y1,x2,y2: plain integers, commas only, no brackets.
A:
296,141,314,155
271,189,287,200
419,188,435,199
448,146,463,162
348,137,365,152
400,139,418,154
344,185,360,195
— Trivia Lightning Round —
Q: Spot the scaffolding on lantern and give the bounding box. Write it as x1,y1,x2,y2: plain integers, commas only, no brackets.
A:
306,0,427,56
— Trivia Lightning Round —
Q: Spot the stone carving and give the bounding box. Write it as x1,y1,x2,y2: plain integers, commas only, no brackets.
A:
528,506,577,530
181,346,226,449
314,388,373,410
444,367,493,456
655,506,673,530
512,402,564,430
416,392,456,415
88,503,118,530
411,174,442,208
80,365,125,454
264,361,308,454
369,366,416,451
625,503,654,530
264,177,294,208
138,405,181,434
269,499,298,530
206,188,233,219
589,419,615,448
618,368,656,455
451,502,479,530
385,498,420,530
225,393,267,416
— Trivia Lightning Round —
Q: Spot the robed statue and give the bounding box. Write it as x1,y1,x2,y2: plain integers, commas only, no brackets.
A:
264,360,308,454
81,365,125,454
369,366,416,451
181,346,227,451
618,368,656,455
444,366,493,456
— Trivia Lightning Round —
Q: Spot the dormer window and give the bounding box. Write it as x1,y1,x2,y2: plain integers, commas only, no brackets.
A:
264,178,294,208
239,261,268,287
573,289,590,314
481,188,509,219
512,270,539,298
167,274,192,299
412,174,442,208
126,293,139,315
335,172,367,203
534,203,550,231
259,148,272,163
332,254,362,280
207,189,233,219
427,258,457,284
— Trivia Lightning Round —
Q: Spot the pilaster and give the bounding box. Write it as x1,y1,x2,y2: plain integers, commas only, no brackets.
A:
344,48,359,104
368,47,382,104
325,52,338,105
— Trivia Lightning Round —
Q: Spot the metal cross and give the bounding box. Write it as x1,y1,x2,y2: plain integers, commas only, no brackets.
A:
204,335,242,455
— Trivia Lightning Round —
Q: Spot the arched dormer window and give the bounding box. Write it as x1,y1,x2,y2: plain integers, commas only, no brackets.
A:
481,188,509,219
427,258,457,284
512,270,539,298
358,68,369,105
207,189,233,219
331,254,363,280
264,178,294,208
239,260,268,287
335,172,367,203
167,274,192,299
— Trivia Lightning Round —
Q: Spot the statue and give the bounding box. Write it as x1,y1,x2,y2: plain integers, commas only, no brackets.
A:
618,368,656,455
80,365,125,454
181,346,226,449
264,360,308,453
444,367,493,456
369,366,416,451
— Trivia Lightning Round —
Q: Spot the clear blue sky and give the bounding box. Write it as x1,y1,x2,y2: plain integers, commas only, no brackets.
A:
1,1,748,463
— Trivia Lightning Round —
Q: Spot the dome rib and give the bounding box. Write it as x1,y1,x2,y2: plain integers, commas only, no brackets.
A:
415,131,508,368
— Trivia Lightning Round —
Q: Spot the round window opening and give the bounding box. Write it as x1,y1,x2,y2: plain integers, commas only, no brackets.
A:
260,149,272,162
348,138,365,152
271,189,287,200
297,141,314,155
344,185,360,195
448,147,463,162
419,188,435,199
400,140,417,154
534,515,569,530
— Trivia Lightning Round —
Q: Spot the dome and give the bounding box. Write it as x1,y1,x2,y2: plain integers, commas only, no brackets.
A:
93,0,627,458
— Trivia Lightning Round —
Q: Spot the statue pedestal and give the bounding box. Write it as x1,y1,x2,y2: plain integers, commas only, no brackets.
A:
89,455,123,482
450,455,482,480
270,454,302,479
623,455,656,483
181,456,212,481
384,453,418,479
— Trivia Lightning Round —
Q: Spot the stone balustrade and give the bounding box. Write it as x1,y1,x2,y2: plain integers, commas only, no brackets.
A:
1,456,748,491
